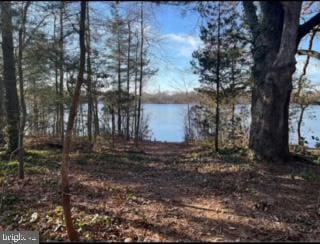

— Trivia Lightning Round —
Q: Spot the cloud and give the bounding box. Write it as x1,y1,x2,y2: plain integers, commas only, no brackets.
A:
161,33,202,58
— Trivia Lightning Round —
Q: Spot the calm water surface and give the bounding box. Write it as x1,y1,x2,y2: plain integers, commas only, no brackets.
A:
143,104,188,142
143,104,320,148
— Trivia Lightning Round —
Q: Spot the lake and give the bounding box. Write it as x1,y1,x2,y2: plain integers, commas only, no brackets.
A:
143,104,189,142
65,103,320,148
143,104,320,148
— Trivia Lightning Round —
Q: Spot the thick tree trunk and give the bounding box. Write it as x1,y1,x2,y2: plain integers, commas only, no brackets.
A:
1,1,20,154
61,1,86,241
244,2,302,161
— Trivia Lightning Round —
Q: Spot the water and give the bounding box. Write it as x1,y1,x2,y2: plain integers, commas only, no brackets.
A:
142,103,320,148
59,103,319,148
143,104,188,142
289,105,320,148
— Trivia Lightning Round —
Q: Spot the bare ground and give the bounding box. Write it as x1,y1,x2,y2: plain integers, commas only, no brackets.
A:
1,138,320,241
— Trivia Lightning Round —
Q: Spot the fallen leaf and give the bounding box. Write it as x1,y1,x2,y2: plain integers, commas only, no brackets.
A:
30,212,38,223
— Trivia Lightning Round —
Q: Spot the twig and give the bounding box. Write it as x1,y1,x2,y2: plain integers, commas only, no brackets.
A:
0,180,5,210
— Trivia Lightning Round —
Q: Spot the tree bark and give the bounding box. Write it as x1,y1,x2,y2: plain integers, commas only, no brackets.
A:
297,105,306,146
61,1,86,241
1,1,20,155
243,2,302,161
133,36,139,138
126,21,131,141
54,14,60,136
295,30,315,147
17,1,31,179
0,78,5,145
117,22,122,136
59,2,65,144
136,2,144,141
111,106,115,148
215,2,221,152
93,96,100,137
297,30,316,96
86,2,93,142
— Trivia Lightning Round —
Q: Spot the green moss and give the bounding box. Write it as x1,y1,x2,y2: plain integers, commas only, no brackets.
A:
1,193,22,206
301,171,320,181
0,160,19,176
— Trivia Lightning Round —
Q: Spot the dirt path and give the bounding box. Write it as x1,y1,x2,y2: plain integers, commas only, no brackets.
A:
1,140,320,241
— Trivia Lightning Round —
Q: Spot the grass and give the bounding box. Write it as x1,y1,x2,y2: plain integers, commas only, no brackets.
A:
0,149,61,182
300,171,320,181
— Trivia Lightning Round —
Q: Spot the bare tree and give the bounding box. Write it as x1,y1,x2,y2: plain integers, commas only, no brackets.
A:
61,1,86,241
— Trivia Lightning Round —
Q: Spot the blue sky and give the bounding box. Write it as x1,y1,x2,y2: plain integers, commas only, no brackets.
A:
92,2,320,93
142,3,320,93
145,3,203,94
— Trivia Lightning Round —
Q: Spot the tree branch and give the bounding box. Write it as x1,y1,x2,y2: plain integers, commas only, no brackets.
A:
297,49,320,59
297,30,316,96
298,12,320,41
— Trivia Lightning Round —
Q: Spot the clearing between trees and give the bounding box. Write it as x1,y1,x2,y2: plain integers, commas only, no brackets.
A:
1,137,320,241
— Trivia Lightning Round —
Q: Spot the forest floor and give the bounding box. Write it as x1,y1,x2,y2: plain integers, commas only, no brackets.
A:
1,137,320,241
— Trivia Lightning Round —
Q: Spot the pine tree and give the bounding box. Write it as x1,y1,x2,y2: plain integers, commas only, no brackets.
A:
191,1,250,149
105,3,129,136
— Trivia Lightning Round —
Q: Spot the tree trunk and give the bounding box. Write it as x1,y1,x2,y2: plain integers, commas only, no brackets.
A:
53,14,60,136
61,1,86,241
231,102,235,147
33,90,39,134
295,31,315,147
0,78,5,145
93,97,99,137
187,102,191,142
111,106,115,148
215,2,221,152
117,24,122,136
136,2,144,141
17,2,31,179
231,46,236,147
126,21,131,141
86,2,93,142
297,105,306,146
1,1,20,155
133,36,139,138
59,1,65,144
243,2,302,161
